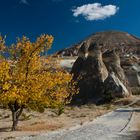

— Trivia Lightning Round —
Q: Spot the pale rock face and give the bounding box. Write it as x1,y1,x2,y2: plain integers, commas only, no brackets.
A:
104,72,130,97
103,50,128,84
87,43,108,82
103,49,131,97
78,42,87,58
125,64,140,87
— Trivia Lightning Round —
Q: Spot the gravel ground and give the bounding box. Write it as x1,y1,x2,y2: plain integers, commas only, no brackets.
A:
15,108,140,140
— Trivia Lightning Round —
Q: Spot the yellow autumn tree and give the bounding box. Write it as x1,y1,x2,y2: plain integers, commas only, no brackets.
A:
0,35,78,131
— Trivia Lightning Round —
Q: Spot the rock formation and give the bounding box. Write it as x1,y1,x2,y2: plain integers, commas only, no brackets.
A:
121,57,140,87
86,43,108,82
80,43,108,102
71,42,87,80
71,42,108,103
55,30,140,103
71,43,131,104
70,42,87,103
56,31,140,88
103,49,130,97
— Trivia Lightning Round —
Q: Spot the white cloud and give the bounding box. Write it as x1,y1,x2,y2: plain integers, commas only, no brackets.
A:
72,3,119,21
20,0,29,5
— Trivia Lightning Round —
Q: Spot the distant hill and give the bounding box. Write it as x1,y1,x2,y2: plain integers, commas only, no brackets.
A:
56,31,140,56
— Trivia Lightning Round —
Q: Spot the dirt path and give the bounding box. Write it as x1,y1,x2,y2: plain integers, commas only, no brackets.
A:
15,108,140,140
0,105,114,140
0,96,140,140
116,109,140,140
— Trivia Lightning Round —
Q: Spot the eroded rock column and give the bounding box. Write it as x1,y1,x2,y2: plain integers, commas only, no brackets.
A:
71,43,108,103
103,49,131,97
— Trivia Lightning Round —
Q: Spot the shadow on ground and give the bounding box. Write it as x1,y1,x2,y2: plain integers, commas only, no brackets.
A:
115,108,140,113
117,131,140,140
0,127,10,132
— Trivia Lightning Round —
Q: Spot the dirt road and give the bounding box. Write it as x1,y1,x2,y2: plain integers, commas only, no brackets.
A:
15,108,140,140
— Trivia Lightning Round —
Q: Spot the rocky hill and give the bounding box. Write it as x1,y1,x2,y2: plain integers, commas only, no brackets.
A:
56,31,140,88
55,31,140,104
56,31,140,57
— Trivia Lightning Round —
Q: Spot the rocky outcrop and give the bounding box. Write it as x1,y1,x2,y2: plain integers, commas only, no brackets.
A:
83,43,108,82
121,57,140,87
104,72,130,98
71,42,87,80
55,30,140,103
71,43,131,104
72,43,108,103
56,30,140,90
70,43,87,103
103,50,130,97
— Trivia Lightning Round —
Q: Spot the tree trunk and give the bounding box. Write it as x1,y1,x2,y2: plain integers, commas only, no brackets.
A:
9,102,24,131
11,111,18,131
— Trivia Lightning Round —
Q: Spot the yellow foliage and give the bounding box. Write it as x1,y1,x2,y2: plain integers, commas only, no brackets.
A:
0,34,78,112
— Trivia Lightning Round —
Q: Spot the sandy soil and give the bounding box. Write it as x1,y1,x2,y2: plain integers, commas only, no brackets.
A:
0,104,116,140
0,95,140,140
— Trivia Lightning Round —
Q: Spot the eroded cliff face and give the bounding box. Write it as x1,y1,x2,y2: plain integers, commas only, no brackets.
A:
71,42,131,104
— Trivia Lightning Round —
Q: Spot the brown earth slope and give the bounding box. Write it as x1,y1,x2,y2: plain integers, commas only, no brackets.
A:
56,30,140,56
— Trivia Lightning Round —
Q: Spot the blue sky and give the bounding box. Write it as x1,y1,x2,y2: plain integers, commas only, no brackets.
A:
0,0,140,53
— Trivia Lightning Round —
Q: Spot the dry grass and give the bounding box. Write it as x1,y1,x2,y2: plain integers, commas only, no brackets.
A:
1,95,140,139
0,104,115,138
18,121,63,131
113,95,140,107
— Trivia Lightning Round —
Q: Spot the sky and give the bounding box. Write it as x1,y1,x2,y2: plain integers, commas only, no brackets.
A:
0,0,140,53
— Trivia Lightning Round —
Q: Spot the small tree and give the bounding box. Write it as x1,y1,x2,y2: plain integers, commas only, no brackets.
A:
0,35,78,131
